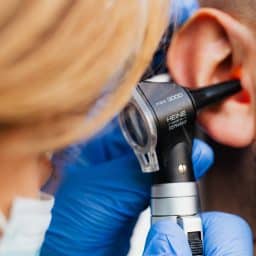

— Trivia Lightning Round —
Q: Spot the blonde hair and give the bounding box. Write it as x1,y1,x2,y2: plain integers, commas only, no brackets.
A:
0,0,170,154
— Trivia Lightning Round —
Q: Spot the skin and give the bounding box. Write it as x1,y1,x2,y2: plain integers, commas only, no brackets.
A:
167,8,256,147
0,152,52,217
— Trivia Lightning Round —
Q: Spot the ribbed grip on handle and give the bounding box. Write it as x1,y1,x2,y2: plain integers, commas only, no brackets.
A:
188,232,203,256
151,183,204,255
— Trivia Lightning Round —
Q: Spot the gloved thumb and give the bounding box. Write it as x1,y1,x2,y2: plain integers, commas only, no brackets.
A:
143,220,192,256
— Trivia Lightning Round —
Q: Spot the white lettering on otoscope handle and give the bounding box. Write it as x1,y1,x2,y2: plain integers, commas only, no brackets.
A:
155,93,184,107
167,110,187,130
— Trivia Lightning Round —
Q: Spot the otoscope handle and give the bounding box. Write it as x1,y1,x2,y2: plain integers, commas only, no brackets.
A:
119,78,242,255
151,182,204,256
152,139,204,255
178,215,204,255
155,140,195,183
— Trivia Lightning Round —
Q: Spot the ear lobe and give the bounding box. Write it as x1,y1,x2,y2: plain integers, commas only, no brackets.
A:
167,9,255,147
197,99,254,147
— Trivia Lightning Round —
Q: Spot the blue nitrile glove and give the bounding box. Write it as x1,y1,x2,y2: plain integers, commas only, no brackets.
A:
143,212,253,256
40,119,214,256
171,0,199,25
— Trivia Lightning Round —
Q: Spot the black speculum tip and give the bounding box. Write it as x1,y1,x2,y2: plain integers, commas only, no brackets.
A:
189,79,242,110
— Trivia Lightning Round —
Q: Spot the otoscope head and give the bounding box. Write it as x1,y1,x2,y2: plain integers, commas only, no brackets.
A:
189,79,241,110
119,78,242,174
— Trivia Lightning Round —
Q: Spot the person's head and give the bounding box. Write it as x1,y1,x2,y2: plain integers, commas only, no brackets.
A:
167,0,256,147
0,0,170,156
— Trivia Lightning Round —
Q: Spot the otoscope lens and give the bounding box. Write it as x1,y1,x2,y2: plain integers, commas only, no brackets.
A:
123,104,148,147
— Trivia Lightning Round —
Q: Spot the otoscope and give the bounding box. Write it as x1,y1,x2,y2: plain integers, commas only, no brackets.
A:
119,77,241,255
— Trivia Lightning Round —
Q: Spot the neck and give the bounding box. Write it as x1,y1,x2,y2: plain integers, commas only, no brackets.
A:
0,153,52,217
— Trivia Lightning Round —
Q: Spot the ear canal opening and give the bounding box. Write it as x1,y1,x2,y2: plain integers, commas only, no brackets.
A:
211,53,233,82
218,54,233,74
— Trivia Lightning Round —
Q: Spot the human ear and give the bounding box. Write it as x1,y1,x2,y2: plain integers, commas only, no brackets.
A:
167,8,255,147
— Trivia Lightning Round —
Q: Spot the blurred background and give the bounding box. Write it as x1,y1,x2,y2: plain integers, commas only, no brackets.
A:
201,139,256,253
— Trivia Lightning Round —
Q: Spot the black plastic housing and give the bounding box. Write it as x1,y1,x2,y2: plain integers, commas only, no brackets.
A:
138,81,196,184
137,79,241,185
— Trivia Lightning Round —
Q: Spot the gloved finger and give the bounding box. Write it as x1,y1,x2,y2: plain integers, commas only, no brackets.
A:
202,212,253,255
42,155,149,256
143,220,192,256
171,0,199,25
192,139,214,180
54,138,214,216
55,136,213,174
49,138,214,221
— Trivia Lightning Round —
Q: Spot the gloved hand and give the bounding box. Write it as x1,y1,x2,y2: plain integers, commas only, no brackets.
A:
40,119,214,256
143,212,253,256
